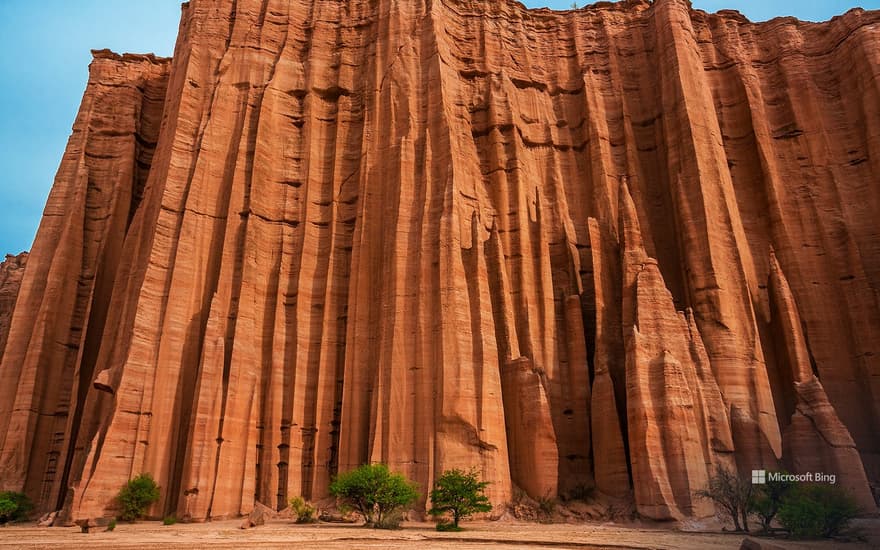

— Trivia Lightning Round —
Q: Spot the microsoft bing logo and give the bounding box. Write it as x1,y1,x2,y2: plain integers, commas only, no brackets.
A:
752,469,767,484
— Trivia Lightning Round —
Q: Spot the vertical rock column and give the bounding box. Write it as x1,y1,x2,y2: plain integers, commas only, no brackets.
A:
0,51,170,513
652,0,781,471
67,0,241,520
0,253,28,363
500,357,559,499
621,181,734,519
768,251,875,511
586,218,631,498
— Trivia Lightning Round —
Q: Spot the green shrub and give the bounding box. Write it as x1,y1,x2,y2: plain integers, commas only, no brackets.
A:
750,474,795,532
428,469,491,530
0,491,32,523
117,473,161,521
0,498,16,524
162,515,177,526
778,484,859,538
435,521,463,532
106,518,117,532
329,463,418,528
289,496,317,524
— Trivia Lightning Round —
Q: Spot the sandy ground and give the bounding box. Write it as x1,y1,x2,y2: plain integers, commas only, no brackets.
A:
2,519,879,550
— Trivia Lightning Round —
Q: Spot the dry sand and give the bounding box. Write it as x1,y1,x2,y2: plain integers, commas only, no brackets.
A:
1,519,878,550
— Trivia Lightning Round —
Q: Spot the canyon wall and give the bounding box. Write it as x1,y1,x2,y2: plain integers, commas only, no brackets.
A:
1,0,878,522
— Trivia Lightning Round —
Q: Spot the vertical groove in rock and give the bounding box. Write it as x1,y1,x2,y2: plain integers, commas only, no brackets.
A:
2,0,879,521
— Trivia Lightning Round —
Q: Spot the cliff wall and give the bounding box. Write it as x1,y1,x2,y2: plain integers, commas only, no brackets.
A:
1,0,878,521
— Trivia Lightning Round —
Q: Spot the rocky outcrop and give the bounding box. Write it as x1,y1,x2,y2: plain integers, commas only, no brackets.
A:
1,0,878,523
0,252,28,362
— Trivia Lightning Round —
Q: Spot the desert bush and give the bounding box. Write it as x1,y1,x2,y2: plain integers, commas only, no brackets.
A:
106,517,117,532
428,469,492,530
329,463,418,528
695,466,754,532
537,495,557,522
0,491,32,523
117,473,161,521
750,473,795,532
289,495,317,524
777,484,858,539
163,515,177,525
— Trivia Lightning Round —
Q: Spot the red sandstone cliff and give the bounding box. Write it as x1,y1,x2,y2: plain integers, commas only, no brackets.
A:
0,252,28,362
1,0,878,523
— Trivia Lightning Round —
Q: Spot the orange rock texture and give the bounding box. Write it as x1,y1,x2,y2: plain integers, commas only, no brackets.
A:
0,252,28,362
1,0,878,522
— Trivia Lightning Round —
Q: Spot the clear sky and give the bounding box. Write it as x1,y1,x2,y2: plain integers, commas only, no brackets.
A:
1,0,878,255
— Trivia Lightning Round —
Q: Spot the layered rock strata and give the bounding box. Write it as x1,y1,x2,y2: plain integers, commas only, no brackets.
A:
1,0,878,522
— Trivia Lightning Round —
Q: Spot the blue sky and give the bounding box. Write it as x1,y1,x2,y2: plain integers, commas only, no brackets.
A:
1,0,878,255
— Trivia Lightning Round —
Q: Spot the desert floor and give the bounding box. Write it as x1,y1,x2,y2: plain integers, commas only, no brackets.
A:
2,519,879,550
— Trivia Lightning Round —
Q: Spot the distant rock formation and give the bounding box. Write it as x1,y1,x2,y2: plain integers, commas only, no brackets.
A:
0,0,878,523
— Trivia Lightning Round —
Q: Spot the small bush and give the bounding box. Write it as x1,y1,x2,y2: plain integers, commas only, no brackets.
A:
289,496,317,524
0,498,16,524
374,508,405,530
106,518,117,532
778,484,858,539
695,466,754,532
435,521,463,532
536,496,557,524
117,473,161,521
428,469,492,530
751,474,795,532
163,515,177,526
0,492,32,523
329,463,418,528
537,496,556,517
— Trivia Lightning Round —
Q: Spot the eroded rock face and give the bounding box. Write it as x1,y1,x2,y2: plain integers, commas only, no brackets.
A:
1,0,878,522
0,252,28,362
768,251,876,511
0,49,170,518
621,181,735,519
